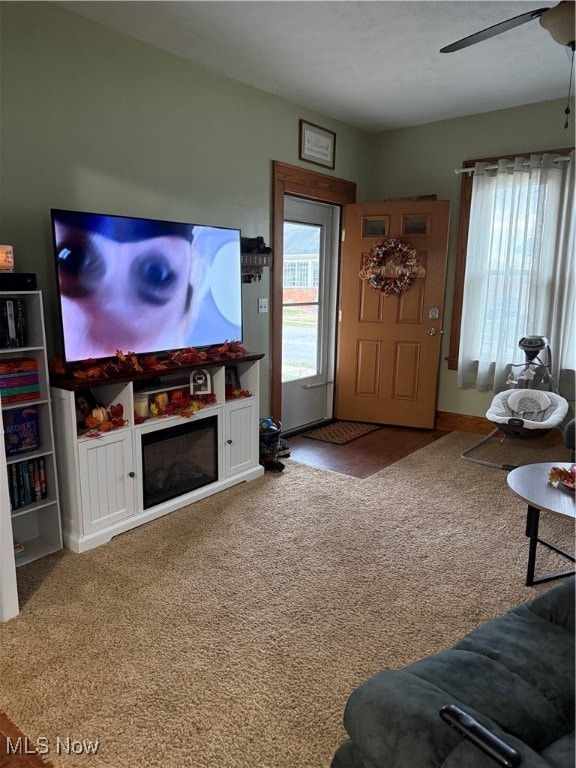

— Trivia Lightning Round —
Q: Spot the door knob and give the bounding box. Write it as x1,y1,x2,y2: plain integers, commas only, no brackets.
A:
428,328,437,336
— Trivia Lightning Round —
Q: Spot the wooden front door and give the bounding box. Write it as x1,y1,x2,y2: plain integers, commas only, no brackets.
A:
335,200,450,429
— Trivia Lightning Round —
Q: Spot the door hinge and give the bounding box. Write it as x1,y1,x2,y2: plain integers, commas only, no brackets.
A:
341,229,346,242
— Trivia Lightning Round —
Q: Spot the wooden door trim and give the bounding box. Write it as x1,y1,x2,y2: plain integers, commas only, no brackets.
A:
271,161,356,419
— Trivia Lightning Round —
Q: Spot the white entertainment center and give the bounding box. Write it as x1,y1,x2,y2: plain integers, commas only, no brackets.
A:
51,354,264,553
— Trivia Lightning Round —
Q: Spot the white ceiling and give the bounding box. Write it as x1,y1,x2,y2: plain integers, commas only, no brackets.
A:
55,1,573,132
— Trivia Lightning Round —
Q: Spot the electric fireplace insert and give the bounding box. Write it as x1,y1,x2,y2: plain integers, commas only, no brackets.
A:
141,415,218,509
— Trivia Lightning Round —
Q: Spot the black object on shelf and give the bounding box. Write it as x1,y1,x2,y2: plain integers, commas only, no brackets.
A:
240,236,271,254
0,297,27,348
0,272,37,291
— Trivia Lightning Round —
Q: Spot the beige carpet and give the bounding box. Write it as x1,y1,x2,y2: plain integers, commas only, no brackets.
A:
1,431,573,768
302,421,381,445
459,428,573,469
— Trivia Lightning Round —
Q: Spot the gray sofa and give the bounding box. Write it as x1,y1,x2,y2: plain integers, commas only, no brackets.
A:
331,578,575,768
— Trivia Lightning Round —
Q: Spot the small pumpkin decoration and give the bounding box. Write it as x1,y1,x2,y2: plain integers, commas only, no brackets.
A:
154,392,169,410
91,406,109,425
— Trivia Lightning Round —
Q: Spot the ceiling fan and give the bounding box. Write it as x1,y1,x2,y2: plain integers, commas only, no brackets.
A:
440,1,575,53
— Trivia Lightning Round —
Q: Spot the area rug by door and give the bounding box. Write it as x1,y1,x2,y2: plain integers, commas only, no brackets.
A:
301,420,381,445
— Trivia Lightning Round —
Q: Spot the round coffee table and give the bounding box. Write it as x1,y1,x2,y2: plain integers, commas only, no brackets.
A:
507,462,575,586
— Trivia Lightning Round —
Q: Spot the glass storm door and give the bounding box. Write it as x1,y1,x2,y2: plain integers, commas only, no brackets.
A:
281,196,339,433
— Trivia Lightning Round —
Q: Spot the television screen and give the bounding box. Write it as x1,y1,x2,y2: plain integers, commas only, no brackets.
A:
51,209,243,363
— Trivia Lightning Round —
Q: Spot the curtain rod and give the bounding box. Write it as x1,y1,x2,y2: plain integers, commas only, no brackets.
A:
455,156,572,175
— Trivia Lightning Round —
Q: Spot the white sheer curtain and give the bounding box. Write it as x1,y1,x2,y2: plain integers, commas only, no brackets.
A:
458,151,575,393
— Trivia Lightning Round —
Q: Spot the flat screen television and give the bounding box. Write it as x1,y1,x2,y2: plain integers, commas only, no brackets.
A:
51,208,243,363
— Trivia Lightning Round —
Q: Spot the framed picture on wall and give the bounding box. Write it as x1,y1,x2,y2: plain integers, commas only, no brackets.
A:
299,120,336,169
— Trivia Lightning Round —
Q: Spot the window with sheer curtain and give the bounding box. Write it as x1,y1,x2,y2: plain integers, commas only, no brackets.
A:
457,150,575,395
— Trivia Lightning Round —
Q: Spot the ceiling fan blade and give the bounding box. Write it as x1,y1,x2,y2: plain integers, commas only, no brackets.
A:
440,7,550,52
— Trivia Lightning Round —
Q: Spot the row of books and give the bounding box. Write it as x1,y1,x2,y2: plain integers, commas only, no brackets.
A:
8,456,48,511
0,297,27,348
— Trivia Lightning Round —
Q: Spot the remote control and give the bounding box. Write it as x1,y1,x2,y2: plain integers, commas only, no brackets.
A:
439,705,521,768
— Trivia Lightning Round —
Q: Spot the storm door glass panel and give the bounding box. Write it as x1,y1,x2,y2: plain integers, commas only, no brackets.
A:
282,222,321,383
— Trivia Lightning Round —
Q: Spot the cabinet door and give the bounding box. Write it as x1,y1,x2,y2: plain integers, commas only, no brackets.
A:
225,399,258,476
78,433,135,534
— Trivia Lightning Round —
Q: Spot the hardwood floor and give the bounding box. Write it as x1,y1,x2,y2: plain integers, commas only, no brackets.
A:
0,712,52,768
284,423,450,478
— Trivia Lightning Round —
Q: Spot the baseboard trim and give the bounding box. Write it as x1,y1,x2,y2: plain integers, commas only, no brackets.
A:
436,411,565,446
436,411,492,434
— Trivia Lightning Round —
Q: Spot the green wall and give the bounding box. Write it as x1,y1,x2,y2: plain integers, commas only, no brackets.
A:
0,2,370,412
367,102,574,416
1,2,572,418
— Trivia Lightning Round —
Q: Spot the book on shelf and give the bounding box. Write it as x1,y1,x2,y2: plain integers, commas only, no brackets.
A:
0,357,37,374
13,540,25,558
3,404,40,455
8,456,48,511
0,297,27,348
0,358,40,406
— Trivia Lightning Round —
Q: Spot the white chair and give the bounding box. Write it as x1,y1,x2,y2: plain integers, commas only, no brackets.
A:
461,389,570,471
486,389,569,438
460,336,571,470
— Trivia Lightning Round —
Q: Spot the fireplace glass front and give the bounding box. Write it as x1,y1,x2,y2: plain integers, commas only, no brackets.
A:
141,415,218,509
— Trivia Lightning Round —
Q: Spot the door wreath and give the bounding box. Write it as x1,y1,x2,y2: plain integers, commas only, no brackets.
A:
359,237,426,296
